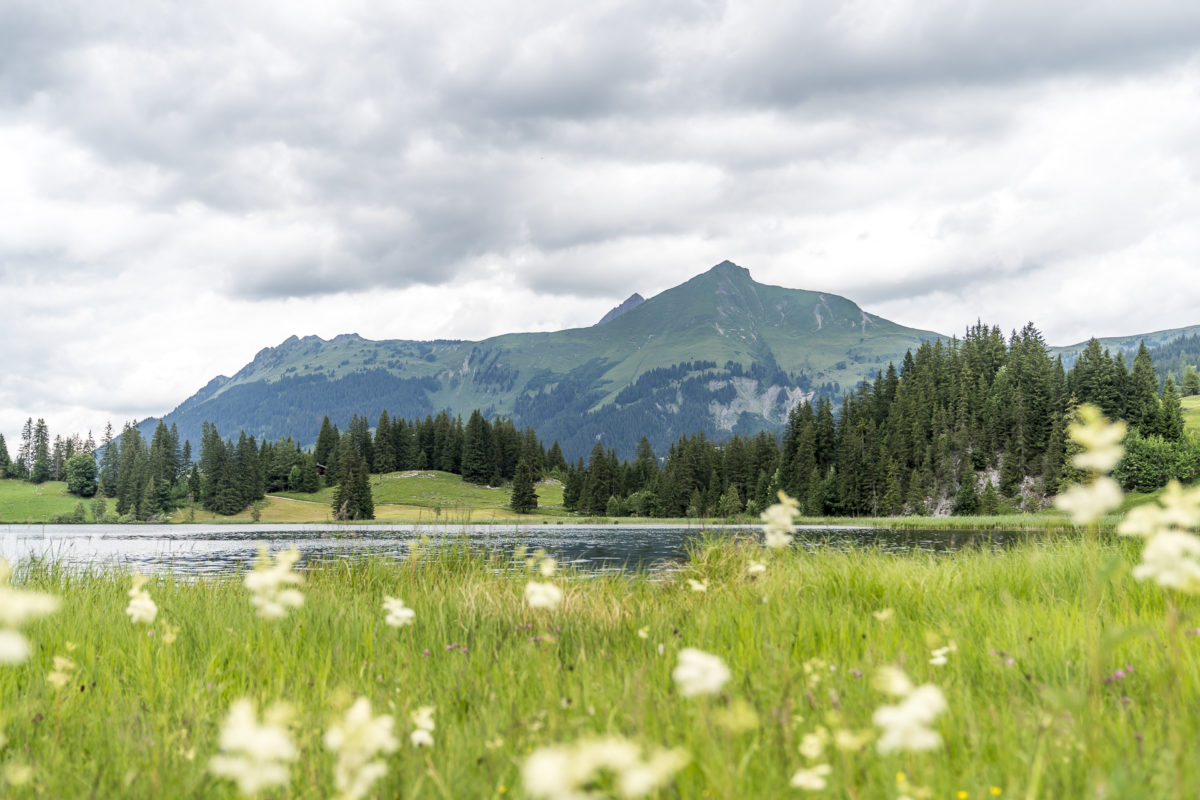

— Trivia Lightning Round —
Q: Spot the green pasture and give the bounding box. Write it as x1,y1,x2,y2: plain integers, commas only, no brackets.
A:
0,534,1197,797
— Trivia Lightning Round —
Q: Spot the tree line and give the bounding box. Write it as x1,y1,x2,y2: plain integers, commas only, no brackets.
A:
3,321,1198,520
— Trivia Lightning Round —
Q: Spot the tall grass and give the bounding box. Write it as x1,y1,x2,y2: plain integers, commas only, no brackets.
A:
0,536,1195,797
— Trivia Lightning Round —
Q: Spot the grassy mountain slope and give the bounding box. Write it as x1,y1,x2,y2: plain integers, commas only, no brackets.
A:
141,261,945,458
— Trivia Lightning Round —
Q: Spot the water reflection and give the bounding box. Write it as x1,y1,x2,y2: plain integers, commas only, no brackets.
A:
0,523,1034,577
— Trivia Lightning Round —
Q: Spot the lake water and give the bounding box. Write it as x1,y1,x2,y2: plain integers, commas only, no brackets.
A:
0,522,1032,577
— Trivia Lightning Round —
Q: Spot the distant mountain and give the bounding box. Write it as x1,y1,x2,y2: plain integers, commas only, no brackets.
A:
597,293,645,325
140,261,946,459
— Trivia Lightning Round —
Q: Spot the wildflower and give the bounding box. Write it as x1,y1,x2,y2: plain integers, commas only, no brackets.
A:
798,727,829,760
873,665,914,697
1055,477,1123,525
1133,531,1200,592
991,788,1003,796
637,626,649,640
833,728,873,753
539,557,557,577
245,546,304,620
410,705,435,748
790,763,832,791
748,561,767,575
209,699,297,796
47,655,75,690
714,699,759,733
1068,405,1127,474
872,608,894,622
929,643,957,666
126,574,158,625
957,792,969,800
159,619,179,644
382,596,415,628
324,697,398,800
672,648,731,697
761,491,799,549
686,579,707,593
522,737,688,799
872,667,947,754
525,581,563,610
0,559,59,665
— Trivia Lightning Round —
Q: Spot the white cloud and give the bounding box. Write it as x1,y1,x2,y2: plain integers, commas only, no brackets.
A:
4,0,1200,448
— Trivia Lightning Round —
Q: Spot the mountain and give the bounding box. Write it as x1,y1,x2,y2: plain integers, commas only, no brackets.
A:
140,261,946,459
597,293,645,325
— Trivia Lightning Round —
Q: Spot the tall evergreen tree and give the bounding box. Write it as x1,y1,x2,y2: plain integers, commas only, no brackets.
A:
0,433,9,478
510,458,538,513
30,418,51,484
332,451,374,520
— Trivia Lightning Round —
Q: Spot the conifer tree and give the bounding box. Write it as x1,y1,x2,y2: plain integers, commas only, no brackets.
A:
100,422,119,497
0,433,9,478
1158,376,1185,441
510,458,538,513
332,451,374,520
30,418,51,484
1183,365,1200,397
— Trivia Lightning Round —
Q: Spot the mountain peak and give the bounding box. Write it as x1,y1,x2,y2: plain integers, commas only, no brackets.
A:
596,293,646,326
706,260,751,280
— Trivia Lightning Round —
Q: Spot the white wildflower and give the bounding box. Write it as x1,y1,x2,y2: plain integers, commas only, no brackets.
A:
125,574,158,625
245,546,304,620
382,596,415,628
47,655,75,690
1068,405,1127,474
1131,531,1200,593
872,670,947,754
873,665,915,698
324,697,398,800
525,581,563,610
1055,477,1123,525
748,561,767,575
1120,481,1200,537
0,630,31,665
0,559,60,628
929,642,956,666
686,579,707,593
872,608,894,622
798,727,829,761
790,763,832,791
522,737,687,799
209,699,297,796
539,557,557,577
409,705,435,748
761,491,799,549
672,648,731,697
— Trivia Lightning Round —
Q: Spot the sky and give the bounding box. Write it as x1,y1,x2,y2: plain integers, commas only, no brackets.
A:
5,0,1200,449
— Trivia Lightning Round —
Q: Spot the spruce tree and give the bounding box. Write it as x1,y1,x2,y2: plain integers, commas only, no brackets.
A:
510,458,538,513
0,433,9,478
1183,365,1200,397
1158,376,1185,441
461,410,494,485
30,418,51,484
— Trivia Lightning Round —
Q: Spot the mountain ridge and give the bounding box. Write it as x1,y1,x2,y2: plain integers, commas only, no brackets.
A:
140,261,948,458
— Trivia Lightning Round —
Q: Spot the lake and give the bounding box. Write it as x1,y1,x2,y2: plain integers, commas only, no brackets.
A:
0,522,1033,576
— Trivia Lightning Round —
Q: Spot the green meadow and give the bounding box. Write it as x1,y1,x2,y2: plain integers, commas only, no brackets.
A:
0,533,1197,798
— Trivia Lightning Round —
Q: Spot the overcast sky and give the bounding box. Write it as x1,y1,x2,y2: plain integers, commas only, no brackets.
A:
5,0,1200,449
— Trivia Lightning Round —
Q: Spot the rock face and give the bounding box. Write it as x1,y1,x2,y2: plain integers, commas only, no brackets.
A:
596,293,646,326
139,261,946,459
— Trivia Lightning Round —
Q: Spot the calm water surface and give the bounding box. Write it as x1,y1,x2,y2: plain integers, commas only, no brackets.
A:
0,523,1034,576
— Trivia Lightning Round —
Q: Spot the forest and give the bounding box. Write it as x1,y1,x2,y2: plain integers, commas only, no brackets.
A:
2,322,1199,520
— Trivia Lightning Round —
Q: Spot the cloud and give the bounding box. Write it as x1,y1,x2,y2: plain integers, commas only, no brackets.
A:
4,0,1200,446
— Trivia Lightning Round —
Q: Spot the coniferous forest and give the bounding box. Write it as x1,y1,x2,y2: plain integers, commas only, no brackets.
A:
3,322,1199,520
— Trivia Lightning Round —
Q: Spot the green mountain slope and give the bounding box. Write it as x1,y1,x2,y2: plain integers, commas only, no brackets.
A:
143,262,946,458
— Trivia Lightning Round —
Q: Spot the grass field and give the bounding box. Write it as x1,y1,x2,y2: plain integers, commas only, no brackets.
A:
0,480,86,523
0,532,1197,798
1181,394,1200,435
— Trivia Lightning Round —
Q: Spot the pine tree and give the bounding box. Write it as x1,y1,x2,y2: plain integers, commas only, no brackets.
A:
314,417,337,472
0,433,9,478
461,410,494,485
1158,376,1185,441
510,458,538,513
1183,365,1200,397
30,418,51,484
332,451,374,520
100,422,119,497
